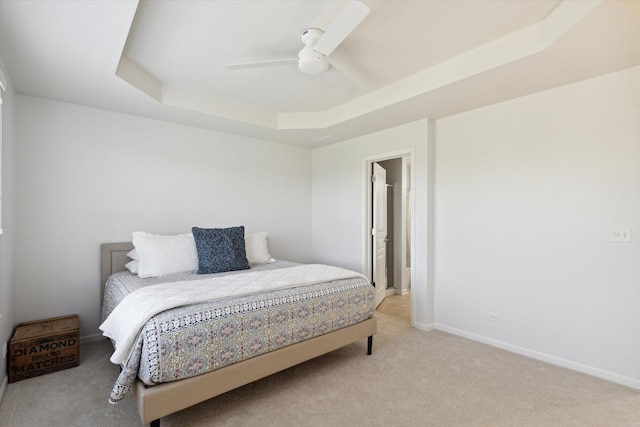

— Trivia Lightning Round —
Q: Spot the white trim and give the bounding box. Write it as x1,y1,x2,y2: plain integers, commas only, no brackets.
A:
413,321,435,332
435,323,640,391
80,333,106,344
0,375,7,403
0,68,6,92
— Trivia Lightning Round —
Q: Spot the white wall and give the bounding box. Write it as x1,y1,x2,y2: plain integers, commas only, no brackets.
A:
13,95,312,336
311,119,435,328
435,65,640,388
0,53,16,392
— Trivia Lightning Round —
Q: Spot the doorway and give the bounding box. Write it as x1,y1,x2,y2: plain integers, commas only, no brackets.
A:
365,152,412,321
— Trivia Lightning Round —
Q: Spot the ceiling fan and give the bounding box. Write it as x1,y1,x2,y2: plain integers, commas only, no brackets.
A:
225,0,370,75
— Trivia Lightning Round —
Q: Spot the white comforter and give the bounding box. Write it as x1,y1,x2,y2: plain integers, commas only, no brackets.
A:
100,264,366,365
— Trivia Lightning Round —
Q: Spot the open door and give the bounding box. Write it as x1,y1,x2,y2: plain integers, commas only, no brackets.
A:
372,163,387,307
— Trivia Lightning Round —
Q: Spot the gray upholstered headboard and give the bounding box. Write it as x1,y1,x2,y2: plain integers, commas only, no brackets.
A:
100,242,134,301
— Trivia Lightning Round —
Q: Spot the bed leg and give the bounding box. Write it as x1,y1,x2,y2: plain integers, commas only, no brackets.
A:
367,335,373,355
150,419,160,427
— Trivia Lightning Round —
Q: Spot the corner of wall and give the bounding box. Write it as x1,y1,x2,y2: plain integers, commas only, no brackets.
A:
0,52,16,398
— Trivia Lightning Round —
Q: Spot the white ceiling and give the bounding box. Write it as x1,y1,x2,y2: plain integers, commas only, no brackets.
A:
1,0,639,148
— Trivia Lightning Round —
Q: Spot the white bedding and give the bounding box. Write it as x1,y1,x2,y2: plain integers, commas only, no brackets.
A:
100,264,366,365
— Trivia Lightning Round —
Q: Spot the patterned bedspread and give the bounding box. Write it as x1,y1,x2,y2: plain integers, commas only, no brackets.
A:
102,261,375,403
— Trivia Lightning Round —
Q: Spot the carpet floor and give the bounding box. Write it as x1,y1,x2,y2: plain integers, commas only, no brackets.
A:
1,300,639,426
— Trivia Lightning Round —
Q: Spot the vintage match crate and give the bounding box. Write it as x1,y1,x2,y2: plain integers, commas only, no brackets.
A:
9,314,79,382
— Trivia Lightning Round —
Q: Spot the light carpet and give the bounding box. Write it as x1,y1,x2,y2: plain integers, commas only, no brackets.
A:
0,310,638,426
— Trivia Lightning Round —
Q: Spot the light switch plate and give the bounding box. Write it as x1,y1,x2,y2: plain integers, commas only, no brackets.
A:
610,227,632,242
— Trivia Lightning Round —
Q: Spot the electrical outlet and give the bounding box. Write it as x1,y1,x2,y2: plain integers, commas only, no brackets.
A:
610,227,632,242
487,312,501,322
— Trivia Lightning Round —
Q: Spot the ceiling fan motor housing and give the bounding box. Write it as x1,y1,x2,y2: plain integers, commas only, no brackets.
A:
298,28,329,74
301,28,323,46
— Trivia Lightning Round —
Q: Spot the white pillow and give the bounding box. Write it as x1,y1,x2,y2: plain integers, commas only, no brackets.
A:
125,260,139,274
245,231,272,266
132,231,198,278
127,249,138,260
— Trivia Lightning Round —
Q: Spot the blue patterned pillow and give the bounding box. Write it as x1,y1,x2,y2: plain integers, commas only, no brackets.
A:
191,226,250,274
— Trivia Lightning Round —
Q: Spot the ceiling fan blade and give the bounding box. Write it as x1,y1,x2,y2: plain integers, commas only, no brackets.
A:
313,0,370,57
226,58,297,70
318,66,359,95
329,51,372,90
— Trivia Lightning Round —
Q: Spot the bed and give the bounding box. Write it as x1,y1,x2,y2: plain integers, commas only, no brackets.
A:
100,234,377,427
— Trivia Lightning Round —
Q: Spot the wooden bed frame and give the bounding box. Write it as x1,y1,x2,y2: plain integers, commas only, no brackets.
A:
101,243,377,426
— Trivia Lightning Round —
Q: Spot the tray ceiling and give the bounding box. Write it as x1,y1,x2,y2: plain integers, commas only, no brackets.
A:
1,0,639,147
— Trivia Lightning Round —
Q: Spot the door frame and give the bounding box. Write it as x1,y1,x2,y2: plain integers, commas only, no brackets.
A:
362,148,415,324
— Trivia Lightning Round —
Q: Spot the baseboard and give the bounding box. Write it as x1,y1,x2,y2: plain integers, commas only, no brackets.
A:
435,323,640,391
412,321,434,331
0,374,7,403
80,333,105,344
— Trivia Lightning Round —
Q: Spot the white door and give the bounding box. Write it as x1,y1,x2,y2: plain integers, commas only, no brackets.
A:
372,163,387,307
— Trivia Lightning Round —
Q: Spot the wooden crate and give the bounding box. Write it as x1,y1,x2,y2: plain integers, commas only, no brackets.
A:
9,314,79,382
